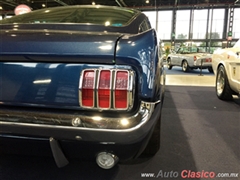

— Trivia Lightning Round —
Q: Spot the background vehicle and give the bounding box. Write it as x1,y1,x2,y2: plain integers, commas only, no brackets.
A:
167,47,213,73
0,5,165,169
212,39,240,100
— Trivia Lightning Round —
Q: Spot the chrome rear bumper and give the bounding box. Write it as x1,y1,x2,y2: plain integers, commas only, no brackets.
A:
0,100,159,131
0,101,162,168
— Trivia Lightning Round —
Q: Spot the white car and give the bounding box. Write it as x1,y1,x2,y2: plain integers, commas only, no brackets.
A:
212,39,240,100
167,47,213,73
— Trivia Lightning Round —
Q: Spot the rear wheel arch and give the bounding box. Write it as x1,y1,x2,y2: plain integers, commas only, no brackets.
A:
216,64,233,100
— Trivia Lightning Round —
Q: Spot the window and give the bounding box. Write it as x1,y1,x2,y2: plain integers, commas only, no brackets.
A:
233,8,240,38
208,9,224,39
139,19,151,33
192,10,208,39
158,11,172,40
0,6,139,27
176,10,190,39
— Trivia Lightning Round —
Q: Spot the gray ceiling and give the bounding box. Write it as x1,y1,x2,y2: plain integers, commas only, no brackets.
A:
0,0,239,12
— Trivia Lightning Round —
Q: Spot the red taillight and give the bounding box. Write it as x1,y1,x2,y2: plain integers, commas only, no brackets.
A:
80,69,133,110
82,70,95,107
114,71,128,109
205,58,212,62
98,70,111,108
194,56,197,61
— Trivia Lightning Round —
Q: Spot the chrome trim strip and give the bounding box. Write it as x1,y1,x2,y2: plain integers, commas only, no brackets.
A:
0,134,48,141
113,70,134,110
0,100,160,132
128,70,135,109
79,69,96,108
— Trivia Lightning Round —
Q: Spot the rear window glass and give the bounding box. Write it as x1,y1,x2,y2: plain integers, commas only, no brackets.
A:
0,6,139,27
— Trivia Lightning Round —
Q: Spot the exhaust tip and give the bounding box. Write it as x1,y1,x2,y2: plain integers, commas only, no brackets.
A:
96,152,119,169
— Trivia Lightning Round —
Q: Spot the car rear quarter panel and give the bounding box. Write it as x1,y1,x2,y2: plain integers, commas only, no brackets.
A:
0,27,163,109
116,29,163,102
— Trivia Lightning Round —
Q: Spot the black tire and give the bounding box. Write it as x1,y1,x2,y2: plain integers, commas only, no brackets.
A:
167,58,173,70
216,65,233,100
208,67,214,73
182,60,190,72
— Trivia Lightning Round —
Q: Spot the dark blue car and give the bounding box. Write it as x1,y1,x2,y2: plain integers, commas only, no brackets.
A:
0,5,165,169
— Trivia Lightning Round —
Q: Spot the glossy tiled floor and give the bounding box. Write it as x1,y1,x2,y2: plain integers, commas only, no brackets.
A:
166,74,215,86
164,66,215,86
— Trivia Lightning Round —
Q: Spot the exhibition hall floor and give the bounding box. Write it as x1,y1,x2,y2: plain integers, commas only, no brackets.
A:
0,67,239,180
165,66,215,86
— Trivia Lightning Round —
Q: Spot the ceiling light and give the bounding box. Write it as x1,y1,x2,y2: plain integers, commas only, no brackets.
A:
0,6,3,10
42,4,46,7
146,0,149,3
92,2,96,5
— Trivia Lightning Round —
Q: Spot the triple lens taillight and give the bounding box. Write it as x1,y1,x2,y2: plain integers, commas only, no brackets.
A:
79,69,134,110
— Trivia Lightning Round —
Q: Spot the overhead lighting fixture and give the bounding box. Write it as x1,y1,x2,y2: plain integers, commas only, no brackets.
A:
0,6,3,10
92,2,96,5
146,0,149,3
42,4,46,7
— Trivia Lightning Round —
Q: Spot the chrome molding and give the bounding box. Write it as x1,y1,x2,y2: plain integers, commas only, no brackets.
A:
79,69,96,109
0,100,160,131
113,69,134,110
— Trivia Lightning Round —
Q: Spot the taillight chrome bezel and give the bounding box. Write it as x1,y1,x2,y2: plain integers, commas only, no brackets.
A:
113,70,133,110
79,68,135,111
79,69,96,109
